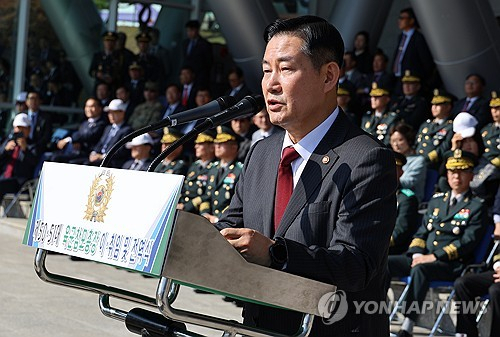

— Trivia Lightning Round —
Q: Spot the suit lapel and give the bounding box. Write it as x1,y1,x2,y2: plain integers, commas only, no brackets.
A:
275,110,350,237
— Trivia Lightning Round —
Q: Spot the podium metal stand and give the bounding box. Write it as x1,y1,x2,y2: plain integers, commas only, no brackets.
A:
34,211,336,337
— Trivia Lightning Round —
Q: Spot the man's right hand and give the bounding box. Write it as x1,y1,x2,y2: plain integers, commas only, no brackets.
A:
5,140,16,151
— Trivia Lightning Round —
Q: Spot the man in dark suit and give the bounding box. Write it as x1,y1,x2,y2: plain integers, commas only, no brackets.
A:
82,99,132,168
451,74,492,130
216,16,397,336
122,134,153,171
26,91,52,157
391,8,435,97
179,66,198,110
182,20,213,87
225,67,252,102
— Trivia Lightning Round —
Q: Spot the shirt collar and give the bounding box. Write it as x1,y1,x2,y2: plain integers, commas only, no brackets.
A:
282,106,339,162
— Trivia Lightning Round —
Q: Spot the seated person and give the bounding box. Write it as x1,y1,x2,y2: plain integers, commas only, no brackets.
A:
76,99,132,168
122,134,153,171
199,126,243,224
177,130,217,213
454,188,500,337
49,97,108,163
154,127,188,175
388,150,487,337
127,81,163,131
0,114,39,202
361,82,400,145
390,122,426,202
251,108,281,145
390,151,419,255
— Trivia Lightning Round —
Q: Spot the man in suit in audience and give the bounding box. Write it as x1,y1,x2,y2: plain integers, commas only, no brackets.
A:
122,134,153,171
451,74,491,130
216,16,397,336
225,67,252,102
25,91,52,157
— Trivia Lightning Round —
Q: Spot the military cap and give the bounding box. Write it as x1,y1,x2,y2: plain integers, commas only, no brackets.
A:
431,88,454,105
401,70,420,83
214,126,240,143
490,91,500,108
129,61,142,70
102,31,118,41
144,81,159,92
195,129,216,144
337,83,351,96
135,32,151,43
444,149,477,170
161,127,184,144
369,82,390,97
393,151,407,167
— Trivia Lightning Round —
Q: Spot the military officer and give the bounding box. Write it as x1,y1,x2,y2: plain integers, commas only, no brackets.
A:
178,130,217,213
388,149,486,337
470,91,500,203
154,127,188,175
361,82,400,145
88,31,122,93
415,89,455,169
390,70,430,131
199,126,243,223
390,151,420,255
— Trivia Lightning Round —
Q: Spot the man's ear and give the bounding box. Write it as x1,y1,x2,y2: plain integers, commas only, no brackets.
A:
324,62,340,93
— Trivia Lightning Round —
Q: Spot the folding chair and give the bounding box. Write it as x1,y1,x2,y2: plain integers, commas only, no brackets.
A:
1,178,39,218
389,224,495,337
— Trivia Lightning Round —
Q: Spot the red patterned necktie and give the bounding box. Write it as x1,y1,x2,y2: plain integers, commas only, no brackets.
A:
182,86,189,106
3,146,20,178
274,146,300,231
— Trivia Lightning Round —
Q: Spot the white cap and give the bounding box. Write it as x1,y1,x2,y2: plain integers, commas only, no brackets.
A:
125,134,154,148
453,112,478,138
13,113,31,127
104,99,127,112
16,92,27,102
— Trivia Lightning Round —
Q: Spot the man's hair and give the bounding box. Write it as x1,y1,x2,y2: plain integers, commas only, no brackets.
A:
373,48,389,63
263,15,345,71
466,73,486,86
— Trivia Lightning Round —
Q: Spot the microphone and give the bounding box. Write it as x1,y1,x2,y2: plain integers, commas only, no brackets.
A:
200,95,265,128
147,95,265,172
100,96,237,168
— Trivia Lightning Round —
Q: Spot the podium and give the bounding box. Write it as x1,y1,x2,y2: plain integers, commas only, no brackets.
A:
27,163,337,336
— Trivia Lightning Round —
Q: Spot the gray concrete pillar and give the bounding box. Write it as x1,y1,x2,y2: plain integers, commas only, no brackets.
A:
207,0,278,93
410,0,500,96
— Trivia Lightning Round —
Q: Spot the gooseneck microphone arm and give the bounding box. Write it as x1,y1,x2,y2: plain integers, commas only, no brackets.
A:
99,96,237,168
147,95,265,173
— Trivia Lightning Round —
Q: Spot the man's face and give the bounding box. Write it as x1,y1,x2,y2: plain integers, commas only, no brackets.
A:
215,142,237,160
129,68,142,80
261,34,330,132
115,88,129,102
398,12,414,31
491,107,500,123
228,73,242,89
231,118,251,135
131,144,151,160
195,90,211,106
137,41,149,53
431,103,451,119
162,143,183,161
343,54,355,71
84,99,102,119
464,76,483,97
195,142,215,160
186,27,197,40
108,110,125,124
103,39,115,52
180,69,194,85
26,93,41,111
370,96,389,110
13,126,30,138
166,86,180,104
402,82,420,96
447,169,473,194
96,84,109,99
253,111,272,131
143,89,158,102
372,54,386,72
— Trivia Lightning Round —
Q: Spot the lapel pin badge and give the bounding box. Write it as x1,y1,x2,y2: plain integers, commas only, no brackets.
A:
322,156,330,164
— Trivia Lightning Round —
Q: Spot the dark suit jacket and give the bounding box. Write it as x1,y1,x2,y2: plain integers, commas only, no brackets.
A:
217,111,398,336
71,115,108,155
392,30,435,82
122,158,152,171
225,84,253,102
0,137,39,184
28,110,53,157
182,37,213,87
451,96,492,130
91,123,133,168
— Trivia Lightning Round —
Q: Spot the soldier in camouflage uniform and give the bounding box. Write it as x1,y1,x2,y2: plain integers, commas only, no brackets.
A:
154,127,188,175
388,150,486,337
415,89,455,169
200,126,243,223
361,82,400,145
178,129,217,213
390,151,419,255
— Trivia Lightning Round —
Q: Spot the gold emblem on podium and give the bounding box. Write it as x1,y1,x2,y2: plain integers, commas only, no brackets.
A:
84,170,114,222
